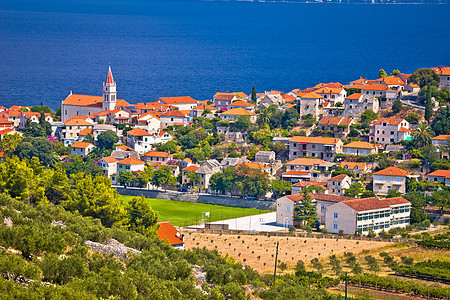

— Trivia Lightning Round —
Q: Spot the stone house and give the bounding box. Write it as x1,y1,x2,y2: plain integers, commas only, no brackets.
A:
339,162,370,178
154,96,198,111
343,93,379,118
142,151,173,164
259,94,284,108
297,92,324,120
432,135,450,160
431,66,450,87
317,117,354,138
160,110,191,128
117,157,145,173
196,159,222,191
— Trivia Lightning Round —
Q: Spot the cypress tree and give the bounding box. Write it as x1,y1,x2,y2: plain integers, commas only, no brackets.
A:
425,84,433,123
251,84,257,103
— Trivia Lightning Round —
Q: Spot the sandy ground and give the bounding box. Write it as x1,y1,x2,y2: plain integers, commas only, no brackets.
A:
184,232,392,273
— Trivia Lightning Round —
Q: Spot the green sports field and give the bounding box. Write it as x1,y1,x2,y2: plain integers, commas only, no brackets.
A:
121,195,272,227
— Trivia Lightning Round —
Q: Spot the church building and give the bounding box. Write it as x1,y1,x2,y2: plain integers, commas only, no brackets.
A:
61,67,129,122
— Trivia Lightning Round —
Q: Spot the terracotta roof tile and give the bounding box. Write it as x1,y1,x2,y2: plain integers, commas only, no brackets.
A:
221,107,256,116
286,158,328,165
373,167,410,176
427,170,450,178
229,100,253,107
161,110,188,117
343,197,410,212
343,141,377,149
328,174,349,182
127,127,151,136
157,221,184,246
144,151,172,158
432,135,450,141
182,165,200,172
102,156,118,163
157,96,197,104
71,142,93,149
289,136,341,145
372,117,406,126
117,157,144,165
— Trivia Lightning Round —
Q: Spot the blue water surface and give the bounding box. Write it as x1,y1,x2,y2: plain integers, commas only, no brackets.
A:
0,1,449,109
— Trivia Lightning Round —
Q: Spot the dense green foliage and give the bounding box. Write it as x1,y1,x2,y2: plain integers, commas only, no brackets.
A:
346,274,450,298
409,68,440,88
392,260,450,283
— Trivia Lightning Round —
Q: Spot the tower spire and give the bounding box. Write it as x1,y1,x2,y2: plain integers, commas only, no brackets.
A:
106,66,114,84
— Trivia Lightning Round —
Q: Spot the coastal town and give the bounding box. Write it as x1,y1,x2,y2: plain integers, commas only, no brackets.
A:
1,66,449,235
0,66,450,299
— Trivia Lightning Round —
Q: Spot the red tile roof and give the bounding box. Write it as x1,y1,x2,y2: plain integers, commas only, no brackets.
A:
221,107,256,116
127,127,151,136
359,84,392,91
432,135,450,141
328,174,349,182
427,170,450,178
116,145,134,151
229,100,253,107
157,96,197,104
117,157,144,165
144,151,172,158
161,110,188,117
299,92,323,99
343,141,377,149
373,166,411,176
71,142,93,149
102,156,118,163
157,221,184,246
319,117,353,126
289,136,341,145
372,117,405,126
183,165,200,172
238,162,269,170
343,197,410,212
64,119,93,126
345,93,363,100
286,158,328,166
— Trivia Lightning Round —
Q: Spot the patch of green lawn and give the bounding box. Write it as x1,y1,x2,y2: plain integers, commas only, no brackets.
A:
122,195,272,227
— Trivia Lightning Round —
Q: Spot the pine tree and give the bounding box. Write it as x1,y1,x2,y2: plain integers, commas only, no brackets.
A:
392,99,403,114
379,69,387,78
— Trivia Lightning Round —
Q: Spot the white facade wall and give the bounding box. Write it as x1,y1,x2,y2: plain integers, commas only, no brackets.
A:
325,202,358,234
343,146,377,156
61,104,103,122
117,163,145,173
276,197,295,227
373,175,407,195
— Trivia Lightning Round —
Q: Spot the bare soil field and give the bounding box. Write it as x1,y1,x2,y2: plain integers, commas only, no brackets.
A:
184,232,392,273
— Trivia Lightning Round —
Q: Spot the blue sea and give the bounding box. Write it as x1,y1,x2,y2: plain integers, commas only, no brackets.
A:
0,0,449,110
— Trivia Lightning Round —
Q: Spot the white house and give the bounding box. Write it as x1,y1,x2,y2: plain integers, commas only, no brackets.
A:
426,170,450,186
372,166,411,195
324,197,411,235
342,141,378,156
160,110,190,128
126,127,153,154
369,118,411,145
117,157,145,173
70,142,94,157
326,174,352,196
100,156,118,180
155,96,198,111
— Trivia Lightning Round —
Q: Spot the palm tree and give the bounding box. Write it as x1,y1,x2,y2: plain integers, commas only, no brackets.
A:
257,109,271,127
412,124,433,148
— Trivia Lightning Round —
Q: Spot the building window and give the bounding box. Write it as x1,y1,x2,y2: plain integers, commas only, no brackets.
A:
333,224,338,230
286,205,290,211
334,213,338,219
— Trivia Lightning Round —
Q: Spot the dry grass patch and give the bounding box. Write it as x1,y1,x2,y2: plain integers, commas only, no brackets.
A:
184,232,391,274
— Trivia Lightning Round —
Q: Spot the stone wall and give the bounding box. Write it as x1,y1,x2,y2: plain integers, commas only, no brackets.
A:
115,187,276,210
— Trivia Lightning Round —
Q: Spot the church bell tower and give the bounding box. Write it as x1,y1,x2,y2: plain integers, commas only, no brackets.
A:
102,66,117,111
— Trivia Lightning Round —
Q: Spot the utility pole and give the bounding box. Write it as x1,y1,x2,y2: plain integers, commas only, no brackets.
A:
345,272,348,300
273,241,279,286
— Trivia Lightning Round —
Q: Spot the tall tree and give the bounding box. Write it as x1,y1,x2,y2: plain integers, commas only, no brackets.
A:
251,84,257,103
391,69,401,75
392,98,403,114
379,69,387,78
0,133,22,155
412,124,433,148
293,189,316,225
425,85,434,123
431,105,450,135
126,195,158,236
152,166,176,191
97,130,119,150
409,68,440,88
